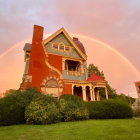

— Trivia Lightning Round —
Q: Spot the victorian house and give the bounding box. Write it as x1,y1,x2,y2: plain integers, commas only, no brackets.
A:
21,25,108,101
135,81,140,100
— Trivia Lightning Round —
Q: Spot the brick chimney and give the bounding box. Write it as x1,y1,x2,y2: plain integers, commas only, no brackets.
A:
31,25,44,49
27,25,46,90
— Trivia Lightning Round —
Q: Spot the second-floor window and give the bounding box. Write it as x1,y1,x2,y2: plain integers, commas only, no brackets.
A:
53,44,58,49
59,44,64,51
65,46,70,51
52,43,70,52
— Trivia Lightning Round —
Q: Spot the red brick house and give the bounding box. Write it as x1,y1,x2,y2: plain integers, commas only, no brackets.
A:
21,25,108,101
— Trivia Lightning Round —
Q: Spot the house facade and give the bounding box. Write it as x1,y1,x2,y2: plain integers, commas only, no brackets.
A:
21,25,108,101
135,81,140,101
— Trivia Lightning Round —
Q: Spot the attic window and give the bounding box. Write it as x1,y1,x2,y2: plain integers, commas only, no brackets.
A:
59,44,64,51
53,44,58,49
65,46,70,51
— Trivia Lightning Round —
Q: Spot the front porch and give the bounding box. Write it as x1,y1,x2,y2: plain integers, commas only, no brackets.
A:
72,82,108,102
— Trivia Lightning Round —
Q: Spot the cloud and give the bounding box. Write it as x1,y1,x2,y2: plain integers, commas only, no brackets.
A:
53,0,140,71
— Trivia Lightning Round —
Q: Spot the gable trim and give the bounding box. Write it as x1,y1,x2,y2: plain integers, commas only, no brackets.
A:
42,27,87,60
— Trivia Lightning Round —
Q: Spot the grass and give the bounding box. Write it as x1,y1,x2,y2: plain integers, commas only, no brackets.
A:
0,119,140,140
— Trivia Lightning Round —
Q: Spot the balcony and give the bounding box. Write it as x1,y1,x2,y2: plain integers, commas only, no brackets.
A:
65,70,81,76
64,59,82,76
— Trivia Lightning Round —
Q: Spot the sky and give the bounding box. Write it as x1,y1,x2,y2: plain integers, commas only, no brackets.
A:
0,0,140,97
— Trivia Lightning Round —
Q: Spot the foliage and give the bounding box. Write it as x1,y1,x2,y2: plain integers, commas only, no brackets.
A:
59,94,89,122
86,99,133,119
99,83,117,100
25,95,61,124
87,64,117,99
87,63,135,103
87,64,105,79
0,88,42,126
14,88,42,107
3,89,17,96
0,97,24,126
133,107,140,117
117,93,135,104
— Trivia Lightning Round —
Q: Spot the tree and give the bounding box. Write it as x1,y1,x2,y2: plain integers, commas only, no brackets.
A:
87,64,135,103
87,64,116,99
88,64,105,79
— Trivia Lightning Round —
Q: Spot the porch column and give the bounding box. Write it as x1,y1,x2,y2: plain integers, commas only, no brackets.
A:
92,87,95,101
72,85,74,95
96,89,100,101
90,86,93,101
105,87,108,100
81,62,84,74
62,59,65,70
82,86,86,101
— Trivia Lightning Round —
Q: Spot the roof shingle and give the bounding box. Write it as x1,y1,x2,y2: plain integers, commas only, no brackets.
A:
87,73,105,82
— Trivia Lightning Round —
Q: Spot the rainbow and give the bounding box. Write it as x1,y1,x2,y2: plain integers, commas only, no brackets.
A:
0,33,140,79
72,34,140,79
0,39,31,59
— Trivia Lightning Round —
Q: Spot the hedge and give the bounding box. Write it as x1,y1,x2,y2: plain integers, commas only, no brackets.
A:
0,97,24,126
86,99,133,119
25,95,61,124
0,88,42,126
59,94,89,122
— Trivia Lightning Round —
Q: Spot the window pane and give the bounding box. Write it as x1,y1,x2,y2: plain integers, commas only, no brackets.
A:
53,44,58,49
65,46,70,51
59,44,64,50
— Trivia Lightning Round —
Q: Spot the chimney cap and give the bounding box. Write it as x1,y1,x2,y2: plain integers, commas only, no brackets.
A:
73,37,78,41
34,24,44,30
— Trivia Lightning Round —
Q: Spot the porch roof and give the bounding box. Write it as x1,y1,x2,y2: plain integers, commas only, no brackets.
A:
87,73,105,82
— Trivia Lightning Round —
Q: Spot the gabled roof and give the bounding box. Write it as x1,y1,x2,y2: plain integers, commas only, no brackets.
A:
42,27,87,60
87,73,105,82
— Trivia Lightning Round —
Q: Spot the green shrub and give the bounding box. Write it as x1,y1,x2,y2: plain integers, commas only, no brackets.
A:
59,94,89,122
0,98,24,126
134,108,140,117
25,95,61,124
5,88,41,107
0,88,42,126
86,99,133,119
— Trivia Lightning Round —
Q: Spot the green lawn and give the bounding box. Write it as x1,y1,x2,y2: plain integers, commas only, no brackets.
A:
0,119,140,140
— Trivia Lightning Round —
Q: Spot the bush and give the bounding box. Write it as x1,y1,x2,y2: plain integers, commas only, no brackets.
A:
0,88,42,126
0,97,24,126
5,88,41,107
86,99,133,119
134,108,140,117
25,95,61,124
59,94,89,122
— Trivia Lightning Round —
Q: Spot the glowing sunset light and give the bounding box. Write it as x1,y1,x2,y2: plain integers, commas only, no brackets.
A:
0,33,139,97
71,34,140,79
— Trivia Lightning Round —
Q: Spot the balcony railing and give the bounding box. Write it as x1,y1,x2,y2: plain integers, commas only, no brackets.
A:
65,70,82,76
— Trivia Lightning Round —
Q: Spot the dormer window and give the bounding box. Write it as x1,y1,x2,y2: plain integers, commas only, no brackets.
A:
65,46,70,51
59,44,64,51
52,42,71,52
53,44,58,49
